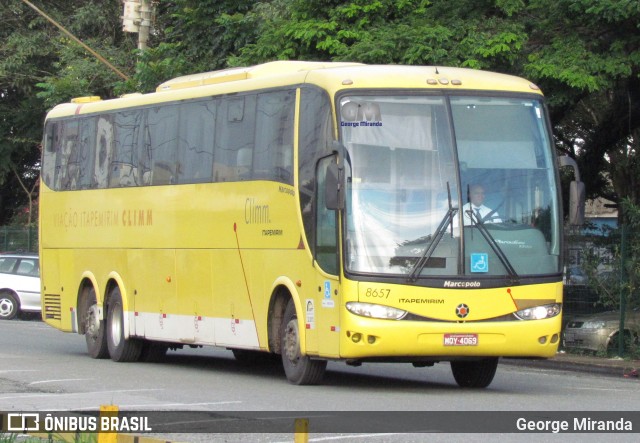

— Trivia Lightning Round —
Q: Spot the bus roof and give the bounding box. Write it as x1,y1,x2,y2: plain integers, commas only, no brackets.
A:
48,61,543,118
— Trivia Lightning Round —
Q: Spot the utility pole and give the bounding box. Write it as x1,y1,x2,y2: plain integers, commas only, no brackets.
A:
122,0,153,50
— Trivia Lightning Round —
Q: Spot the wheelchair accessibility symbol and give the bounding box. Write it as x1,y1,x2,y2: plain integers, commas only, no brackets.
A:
470,253,489,273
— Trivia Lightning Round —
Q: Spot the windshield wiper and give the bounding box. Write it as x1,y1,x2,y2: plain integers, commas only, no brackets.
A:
465,204,519,280
408,183,458,282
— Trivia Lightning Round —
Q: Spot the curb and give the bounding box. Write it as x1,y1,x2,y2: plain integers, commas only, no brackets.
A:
502,356,638,378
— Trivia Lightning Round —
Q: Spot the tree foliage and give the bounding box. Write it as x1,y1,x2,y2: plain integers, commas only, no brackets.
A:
0,0,136,224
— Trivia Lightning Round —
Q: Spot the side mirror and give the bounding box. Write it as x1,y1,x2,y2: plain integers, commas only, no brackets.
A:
325,141,346,210
569,180,585,226
325,161,344,210
558,155,585,226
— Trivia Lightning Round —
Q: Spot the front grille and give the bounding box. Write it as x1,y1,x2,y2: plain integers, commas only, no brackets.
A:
43,293,62,320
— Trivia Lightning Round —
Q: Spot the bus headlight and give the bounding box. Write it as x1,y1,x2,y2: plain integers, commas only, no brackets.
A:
346,302,407,320
514,303,561,320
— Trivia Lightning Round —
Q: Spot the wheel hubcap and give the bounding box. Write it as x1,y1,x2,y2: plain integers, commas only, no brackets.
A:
284,319,300,363
0,298,15,317
85,305,100,338
110,304,122,347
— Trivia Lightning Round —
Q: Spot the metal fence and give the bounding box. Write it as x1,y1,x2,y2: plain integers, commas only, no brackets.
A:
0,226,38,253
562,222,636,320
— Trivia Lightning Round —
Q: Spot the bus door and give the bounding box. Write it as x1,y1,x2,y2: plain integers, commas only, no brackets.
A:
313,156,341,358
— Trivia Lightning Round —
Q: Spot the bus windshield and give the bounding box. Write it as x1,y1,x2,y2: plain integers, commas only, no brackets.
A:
339,94,561,279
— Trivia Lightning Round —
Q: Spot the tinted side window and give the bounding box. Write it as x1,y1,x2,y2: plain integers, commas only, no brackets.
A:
254,90,295,184
78,118,96,189
214,96,256,182
147,106,179,185
178,100,216,183
42,122,58,189
95,115,115,188
112,110,144,187
57,120,79,190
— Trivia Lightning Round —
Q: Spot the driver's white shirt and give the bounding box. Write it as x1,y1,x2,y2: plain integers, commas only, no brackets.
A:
462,203,501,224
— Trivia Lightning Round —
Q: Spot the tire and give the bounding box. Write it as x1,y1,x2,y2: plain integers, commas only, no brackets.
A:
0,291,19,320
83,288,109,359
280,299,326,385
106,286,142,362
450,358,498,388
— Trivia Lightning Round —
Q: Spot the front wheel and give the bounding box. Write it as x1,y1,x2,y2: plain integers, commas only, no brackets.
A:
280,299,326,385
0,291,19,320
106,287,142,362
450,358,498,388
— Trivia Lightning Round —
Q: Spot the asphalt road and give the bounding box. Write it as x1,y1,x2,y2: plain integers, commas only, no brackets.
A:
1,318,639,442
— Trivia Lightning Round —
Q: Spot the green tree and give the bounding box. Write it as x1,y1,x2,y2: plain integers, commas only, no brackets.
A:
0,0,136,224
523,0,640,217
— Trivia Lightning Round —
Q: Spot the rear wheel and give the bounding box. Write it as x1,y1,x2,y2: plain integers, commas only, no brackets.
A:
280,299,326,385
450,358,498,388
83,288,108,359
0,291,19,320
106,287,142,362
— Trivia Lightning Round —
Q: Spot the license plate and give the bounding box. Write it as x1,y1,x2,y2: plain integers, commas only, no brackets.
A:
443,333,478,346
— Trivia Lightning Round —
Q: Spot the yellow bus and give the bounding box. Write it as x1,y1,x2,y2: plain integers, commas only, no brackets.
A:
39,61,583,387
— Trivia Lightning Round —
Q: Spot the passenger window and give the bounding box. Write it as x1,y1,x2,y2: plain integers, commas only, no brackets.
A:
95,115,115,188
178,100,216,183
254,91,295,184
213,96,256,182
57,120,79,190
147,106,178,185
42,122,59,189
112,110,144,187
78,118,96,189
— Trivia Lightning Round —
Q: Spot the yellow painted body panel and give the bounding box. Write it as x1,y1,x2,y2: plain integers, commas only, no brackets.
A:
339,312,560,359
337,280,562,358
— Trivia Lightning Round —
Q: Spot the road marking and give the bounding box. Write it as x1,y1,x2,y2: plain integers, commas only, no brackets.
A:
0,388,163,401
0,370,39,373
276,434,403,442
569,386,636,392
29,378,93,385
88,401,244,409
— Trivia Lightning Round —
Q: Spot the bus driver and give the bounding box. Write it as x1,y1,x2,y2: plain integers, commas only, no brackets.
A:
463,184,502,224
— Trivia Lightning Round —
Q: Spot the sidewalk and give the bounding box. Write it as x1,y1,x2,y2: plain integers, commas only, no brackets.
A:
503,352,640,378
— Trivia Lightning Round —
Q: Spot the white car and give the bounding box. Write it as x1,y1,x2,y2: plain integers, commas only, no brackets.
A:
0,253,41,320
